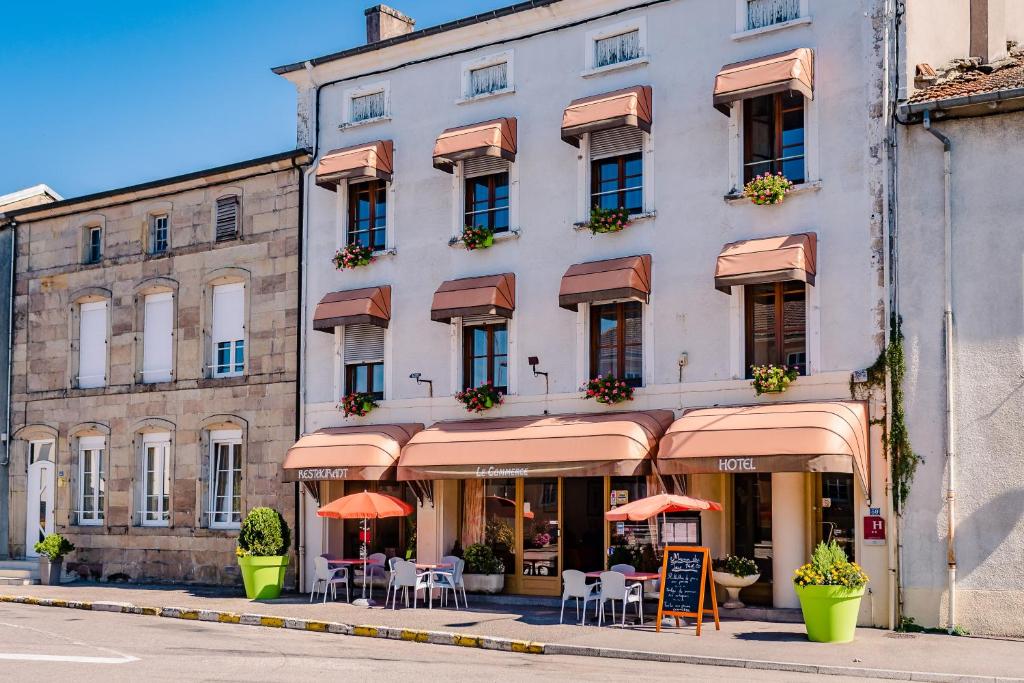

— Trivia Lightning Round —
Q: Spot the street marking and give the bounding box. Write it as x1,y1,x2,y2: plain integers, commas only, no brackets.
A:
0,653,139,664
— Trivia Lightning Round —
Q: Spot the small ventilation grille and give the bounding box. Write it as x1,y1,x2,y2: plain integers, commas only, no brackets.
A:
215,196,239,242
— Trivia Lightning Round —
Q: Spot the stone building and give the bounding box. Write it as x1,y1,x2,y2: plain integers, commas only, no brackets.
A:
1,151,309,584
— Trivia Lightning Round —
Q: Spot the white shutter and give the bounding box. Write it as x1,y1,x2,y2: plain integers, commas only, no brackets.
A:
215,196,239,241
464,156,509,178
344,324,384,364
212,283,244,345
590,127,644,160
143,292,173,383
78,301,107,388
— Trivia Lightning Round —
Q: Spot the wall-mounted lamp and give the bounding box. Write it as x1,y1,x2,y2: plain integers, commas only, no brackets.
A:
528,356,549,395
409,372,433,398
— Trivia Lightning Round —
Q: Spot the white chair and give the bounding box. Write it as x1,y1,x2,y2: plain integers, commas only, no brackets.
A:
430,557,467,609
384,556,401,607
362,552,389,599
610,563,636,574
310,556,349,603
389,559,430,609
597,570,643,626
560,570,601,625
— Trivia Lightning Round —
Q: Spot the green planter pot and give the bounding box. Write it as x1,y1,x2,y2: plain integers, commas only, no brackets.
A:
238,555,288,600
795,584,865,643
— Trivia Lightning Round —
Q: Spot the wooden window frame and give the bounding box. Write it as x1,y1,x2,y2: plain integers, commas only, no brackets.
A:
150,214,169,255
590,151,643,214
463,172,510,233
85,226,103,264
345,362,384,401
347,179,387,251
743,281,807,378
742,92,805,184
462,323,508,393
589,301,643,388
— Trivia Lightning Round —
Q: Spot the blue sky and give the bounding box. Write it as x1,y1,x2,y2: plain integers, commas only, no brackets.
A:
0,1,513,199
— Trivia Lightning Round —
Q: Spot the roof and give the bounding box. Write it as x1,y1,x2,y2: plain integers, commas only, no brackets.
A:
271,0,562,75
0,184,62,210
0,149,310,222
907,50,1024,106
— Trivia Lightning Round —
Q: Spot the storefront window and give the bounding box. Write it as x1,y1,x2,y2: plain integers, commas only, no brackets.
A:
821,473,855,562
607,477,658,571
522,478,559,577
484,479,516,575
339,482,417,560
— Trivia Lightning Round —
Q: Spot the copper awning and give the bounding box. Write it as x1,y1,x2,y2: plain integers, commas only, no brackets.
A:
561,85,653,146
431,273,515,323
657,401,870,493
397,410,674,480
283,424,424,482
715,233,816,293
559,255,652,310
714,48,814,115
432,117,517,173
315,140,394,189
312,286,391,332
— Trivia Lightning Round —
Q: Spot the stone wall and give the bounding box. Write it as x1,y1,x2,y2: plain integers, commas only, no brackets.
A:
8,160,302,586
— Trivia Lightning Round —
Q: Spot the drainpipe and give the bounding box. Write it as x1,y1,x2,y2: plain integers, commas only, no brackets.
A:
0,223,14,559
922,110,956,634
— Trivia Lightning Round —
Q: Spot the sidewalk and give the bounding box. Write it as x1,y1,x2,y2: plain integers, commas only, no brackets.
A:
3,583,1022,682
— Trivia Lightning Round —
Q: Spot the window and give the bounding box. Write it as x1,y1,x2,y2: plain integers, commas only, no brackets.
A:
215,195,240,242
84,226,102,264
78,436,105,525
746,0,802,30
744,281,806,377
344,323,385,400
150,214,169,255
590,127,644,215
464,158,509,233
347,180,387,251
212,282,245,377
29,439,54,465
209,431,242,529
142,292,173,383
595,29,641,68
463,321,508,393
589,301,642,387
351,90,386,123
469,62,508,97
78,300,107,389
140,433,171,526
743,92,805,184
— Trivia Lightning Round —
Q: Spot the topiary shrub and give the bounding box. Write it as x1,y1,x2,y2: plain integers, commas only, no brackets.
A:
463,543,502,574
34,533,75,560
236,507,291,557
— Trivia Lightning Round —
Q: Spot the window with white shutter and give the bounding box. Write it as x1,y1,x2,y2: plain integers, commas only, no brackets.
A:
215,196,239,242
208,429,242,529
344,324,385,399
78,301,107,388
78,435,105,525
142,292,173,383
212,282,245,377
140,432,171,526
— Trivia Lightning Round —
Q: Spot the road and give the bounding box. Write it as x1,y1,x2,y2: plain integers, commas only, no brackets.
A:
0,603,874,681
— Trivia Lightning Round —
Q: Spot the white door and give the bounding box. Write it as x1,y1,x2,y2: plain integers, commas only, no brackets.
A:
26,454,55,558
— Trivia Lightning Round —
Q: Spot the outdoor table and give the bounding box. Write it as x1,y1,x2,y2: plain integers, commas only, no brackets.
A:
584,570,660,581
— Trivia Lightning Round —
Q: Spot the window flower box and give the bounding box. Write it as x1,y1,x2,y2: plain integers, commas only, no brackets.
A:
751,364,798,395
455,382,503,413
582,375,634,405
461,224,495,251
333,243,375,270
586,206,632,234
339,391,378,418
743,172,794,206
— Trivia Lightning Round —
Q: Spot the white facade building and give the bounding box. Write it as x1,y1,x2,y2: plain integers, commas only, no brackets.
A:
278,0,893,624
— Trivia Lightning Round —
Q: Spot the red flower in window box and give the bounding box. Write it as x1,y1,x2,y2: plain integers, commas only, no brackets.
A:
455,382,504,413
581,375,634,405
339,392,378,417
743,172,794,206
587,206,632,234
332,243,375,270
461,224,495,251
750,364,799,395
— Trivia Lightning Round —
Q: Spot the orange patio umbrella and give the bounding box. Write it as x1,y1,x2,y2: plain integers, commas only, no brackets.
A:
317,491,414,605
604,493,723,521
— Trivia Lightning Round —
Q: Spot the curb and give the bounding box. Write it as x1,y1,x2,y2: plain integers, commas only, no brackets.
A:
1,595,1019,683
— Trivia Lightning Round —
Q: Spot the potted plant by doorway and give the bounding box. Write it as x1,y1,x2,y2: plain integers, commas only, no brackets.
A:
34,533,74,586
793,540,869,643
236,507,291,600
461,543,505,594
712,555,760,608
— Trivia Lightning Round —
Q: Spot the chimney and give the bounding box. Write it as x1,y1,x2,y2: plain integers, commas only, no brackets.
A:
971,0,1007,64
365,5,415,44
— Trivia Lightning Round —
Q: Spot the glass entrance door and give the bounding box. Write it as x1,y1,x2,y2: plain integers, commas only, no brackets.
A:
521,478,559,578
733,473,773,605
818,473,856,561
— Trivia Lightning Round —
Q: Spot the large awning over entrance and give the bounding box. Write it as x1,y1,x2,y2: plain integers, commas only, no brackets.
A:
561,85,653,146
715,232,817,293
713,48,814,115
657,401,869,493
432,117,517,173
283,424,423,482
397,410,674,480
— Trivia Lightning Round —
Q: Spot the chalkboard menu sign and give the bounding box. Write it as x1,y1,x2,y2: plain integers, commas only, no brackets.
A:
655,546,720,635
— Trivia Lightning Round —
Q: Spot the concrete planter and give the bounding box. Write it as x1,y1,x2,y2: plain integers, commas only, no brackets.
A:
462,573,505,594
713,571,760,608
38,556,63,586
